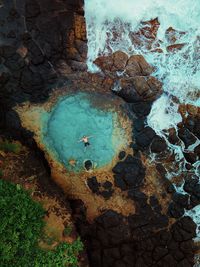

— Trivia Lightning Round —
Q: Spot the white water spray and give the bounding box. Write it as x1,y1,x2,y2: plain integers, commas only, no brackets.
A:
85,0,200,241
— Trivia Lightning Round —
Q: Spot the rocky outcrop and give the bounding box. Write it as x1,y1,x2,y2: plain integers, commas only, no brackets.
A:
94,52,154,76
94,51,162,105
1,1,200,266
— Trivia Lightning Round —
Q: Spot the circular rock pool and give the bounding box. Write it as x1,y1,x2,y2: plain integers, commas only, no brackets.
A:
42,92,130,172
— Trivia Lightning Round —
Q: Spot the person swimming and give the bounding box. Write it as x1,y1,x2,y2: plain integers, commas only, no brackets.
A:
78,135,93,149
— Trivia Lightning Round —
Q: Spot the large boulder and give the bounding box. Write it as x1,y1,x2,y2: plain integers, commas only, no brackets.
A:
118,76,162,102
94,51,153,77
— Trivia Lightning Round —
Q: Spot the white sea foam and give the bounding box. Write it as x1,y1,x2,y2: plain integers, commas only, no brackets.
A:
185,204,200,242
84,0,200,117
147,94,182,132
85,0,200,154
85,0,200,242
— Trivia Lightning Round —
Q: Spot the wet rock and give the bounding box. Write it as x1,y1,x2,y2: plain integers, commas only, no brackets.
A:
113,155,145,190
134,118,145,132
172,192,189,208
167,43,186,52
131,101,152,117
84,160,93,170
114,174,127,191
194,144,200,157
128,189,147,202
183,152,198,164
118,151,126,160
135,126,156,148
100,190,113,200
94,51,128,72
167,183,176,194
118,76,162,103
151,136,167,153
168,202,184,218
87,176,100,194
183,176,199,194
165,27,186,44
125,54,154,76
178,127,196,148
102,181,112,190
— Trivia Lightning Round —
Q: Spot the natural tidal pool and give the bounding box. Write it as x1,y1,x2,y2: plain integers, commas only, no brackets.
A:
42,92,129,172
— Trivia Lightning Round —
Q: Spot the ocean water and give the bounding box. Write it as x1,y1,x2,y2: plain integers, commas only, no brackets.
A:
84,0,200,238
42,93,127,172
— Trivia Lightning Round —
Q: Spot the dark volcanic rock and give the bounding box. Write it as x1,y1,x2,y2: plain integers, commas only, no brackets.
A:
151,136,167,153
87,176,100,194
135,126,156,148
87,177,113,200
113,155,145,191
168,202,184,218
118,151,126,160
172,192,189,208
131,101,152,117
72,206,196,267
178,127,197,148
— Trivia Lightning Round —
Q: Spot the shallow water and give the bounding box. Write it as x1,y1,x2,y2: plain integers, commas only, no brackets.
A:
42,93,127,172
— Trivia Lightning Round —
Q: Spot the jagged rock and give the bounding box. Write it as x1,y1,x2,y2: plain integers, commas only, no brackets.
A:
94,51,128,72
87,176,100,194
131,101,152,117
183,152,198,164
135,126,156,148
113,155,145,190
100,190,113,200
151,136,167,153
125,55,154,76
0,64,10,84
167,43,186,52
178,127,197,148
168,202,184,218
102,181,112,189
118,76,162,102
183,176,199,194
172,192,189,208
118,151,126,160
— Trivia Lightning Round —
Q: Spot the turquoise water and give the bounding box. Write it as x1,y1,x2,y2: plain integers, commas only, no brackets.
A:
42,93,126,172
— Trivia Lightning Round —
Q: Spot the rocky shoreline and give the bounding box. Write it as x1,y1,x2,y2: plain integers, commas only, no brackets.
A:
1,1,200,267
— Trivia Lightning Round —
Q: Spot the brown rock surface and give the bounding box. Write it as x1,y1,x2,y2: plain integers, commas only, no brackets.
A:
118,76,162,102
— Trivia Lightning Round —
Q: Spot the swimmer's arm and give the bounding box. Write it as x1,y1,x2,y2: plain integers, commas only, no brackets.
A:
77,139,83,142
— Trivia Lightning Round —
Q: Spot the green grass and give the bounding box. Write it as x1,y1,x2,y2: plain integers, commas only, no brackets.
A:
0,179,83,267
0,140,21,153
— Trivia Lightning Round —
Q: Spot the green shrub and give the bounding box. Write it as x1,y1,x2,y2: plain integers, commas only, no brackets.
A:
0,140,21,153
0,179,83,267
64,225,73,236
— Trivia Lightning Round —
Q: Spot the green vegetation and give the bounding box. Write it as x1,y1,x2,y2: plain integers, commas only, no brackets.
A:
0,179,83,267
0,140,22,153
64,226,73,236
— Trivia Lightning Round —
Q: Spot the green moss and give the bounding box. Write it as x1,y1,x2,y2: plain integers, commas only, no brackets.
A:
0,179,83,267
0,140,21,154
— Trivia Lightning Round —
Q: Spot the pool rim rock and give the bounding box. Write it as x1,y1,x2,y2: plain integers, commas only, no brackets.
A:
15,86,135,221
